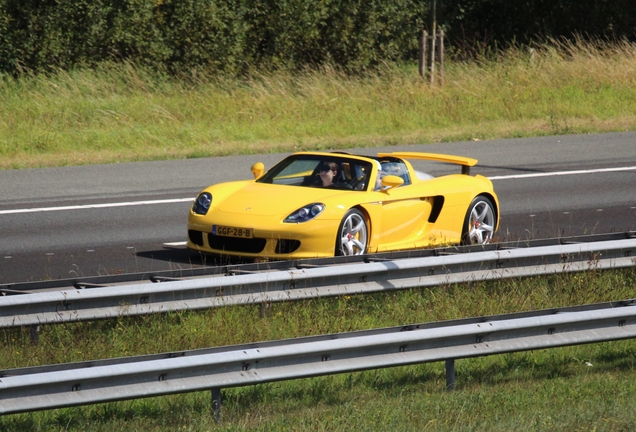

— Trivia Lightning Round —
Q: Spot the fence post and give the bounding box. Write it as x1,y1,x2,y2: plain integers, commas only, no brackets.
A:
418,28,444,85
419,30,427,80
428,33,436,84
445,359,455,390
437,30,445,86
428,0,437,84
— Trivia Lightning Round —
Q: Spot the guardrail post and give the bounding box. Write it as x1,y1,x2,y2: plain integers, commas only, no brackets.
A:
260,301,270,318
445,359,455,390
211,388,222,423
30,325,40,345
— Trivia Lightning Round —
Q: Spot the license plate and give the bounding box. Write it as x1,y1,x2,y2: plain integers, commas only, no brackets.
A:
212,225,253,239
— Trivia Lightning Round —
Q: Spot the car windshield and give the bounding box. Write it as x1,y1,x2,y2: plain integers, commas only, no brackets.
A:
257,155,373,191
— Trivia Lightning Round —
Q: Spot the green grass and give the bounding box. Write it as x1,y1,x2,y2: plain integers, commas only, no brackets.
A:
1,268,636,430
2,39,636,170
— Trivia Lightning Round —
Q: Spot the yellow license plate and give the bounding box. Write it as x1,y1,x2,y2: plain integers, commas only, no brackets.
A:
212,225,253,239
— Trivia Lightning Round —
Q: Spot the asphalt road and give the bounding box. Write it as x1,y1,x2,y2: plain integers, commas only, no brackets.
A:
1,132,635,284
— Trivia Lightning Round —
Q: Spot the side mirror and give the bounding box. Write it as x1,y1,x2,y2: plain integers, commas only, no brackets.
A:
381,175,404,191
251,162,265,179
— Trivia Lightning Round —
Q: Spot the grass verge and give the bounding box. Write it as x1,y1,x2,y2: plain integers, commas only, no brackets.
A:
2,39,636,170
1,267,635,430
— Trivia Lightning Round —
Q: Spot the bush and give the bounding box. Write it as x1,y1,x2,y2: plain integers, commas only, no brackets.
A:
0,0,426,74
4,0,636,75
441,0,636,50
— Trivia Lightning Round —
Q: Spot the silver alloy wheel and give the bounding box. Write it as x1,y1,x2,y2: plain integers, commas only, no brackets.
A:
337,209,368,255
465,197,496,245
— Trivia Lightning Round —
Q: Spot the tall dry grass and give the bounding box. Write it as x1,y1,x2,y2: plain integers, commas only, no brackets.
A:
1,39,636,170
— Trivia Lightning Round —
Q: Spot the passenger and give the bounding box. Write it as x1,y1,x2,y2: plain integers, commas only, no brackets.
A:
374,164,385,191
375,162,405,190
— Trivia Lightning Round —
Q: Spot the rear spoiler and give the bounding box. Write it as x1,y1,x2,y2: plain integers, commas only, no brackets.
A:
377,152,478,175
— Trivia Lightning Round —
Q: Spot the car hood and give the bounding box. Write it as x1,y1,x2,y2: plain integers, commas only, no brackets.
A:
216,183,354,216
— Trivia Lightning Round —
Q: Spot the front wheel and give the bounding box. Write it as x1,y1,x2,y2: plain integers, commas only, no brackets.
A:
336,209,368,256
461,196,496,245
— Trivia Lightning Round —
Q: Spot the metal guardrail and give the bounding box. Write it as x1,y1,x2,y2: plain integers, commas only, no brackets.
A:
3,232,634,295
1,236,635,328
2,297,636,415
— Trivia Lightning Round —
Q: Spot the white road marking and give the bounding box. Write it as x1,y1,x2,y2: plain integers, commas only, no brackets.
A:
0,198,194,215
489,165,636,180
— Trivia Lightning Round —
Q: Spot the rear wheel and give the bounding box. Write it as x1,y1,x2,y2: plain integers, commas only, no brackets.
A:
461,196,496,245
336,209,368,256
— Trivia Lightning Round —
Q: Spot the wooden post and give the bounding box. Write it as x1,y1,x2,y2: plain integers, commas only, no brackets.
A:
419,30,427,80
428,0,437,84
418,28,444,85
437,30,444,86
428,33,436,84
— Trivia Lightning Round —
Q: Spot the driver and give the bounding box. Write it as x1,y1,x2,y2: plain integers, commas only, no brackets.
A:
317,161,339,187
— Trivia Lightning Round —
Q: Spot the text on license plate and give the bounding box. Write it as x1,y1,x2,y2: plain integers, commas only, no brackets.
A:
212,225,253,238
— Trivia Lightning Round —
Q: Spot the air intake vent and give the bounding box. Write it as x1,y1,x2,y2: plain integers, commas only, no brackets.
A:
188,230,204,246
208,235,267,253
275,239,301,254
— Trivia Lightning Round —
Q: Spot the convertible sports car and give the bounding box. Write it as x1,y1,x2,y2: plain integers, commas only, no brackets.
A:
187,151,499,258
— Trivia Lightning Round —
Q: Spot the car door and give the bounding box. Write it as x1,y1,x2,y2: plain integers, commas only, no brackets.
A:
375,179,437,250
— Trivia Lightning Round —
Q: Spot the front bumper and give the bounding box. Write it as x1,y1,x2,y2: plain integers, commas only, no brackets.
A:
187,212,340,259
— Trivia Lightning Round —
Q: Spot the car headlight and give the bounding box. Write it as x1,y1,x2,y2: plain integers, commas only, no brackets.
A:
192,192,212,215
284,203,325,223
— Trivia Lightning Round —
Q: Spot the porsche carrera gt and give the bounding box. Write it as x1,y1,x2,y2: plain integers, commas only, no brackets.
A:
187,151,499,258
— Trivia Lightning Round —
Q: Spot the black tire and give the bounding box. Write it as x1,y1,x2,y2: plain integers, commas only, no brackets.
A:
335,209,368,256
461,195,496,245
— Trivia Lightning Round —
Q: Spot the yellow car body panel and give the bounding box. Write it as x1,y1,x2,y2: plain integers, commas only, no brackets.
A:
187,151,499,259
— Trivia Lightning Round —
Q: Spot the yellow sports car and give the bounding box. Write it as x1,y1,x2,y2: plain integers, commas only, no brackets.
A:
187,151,499,258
